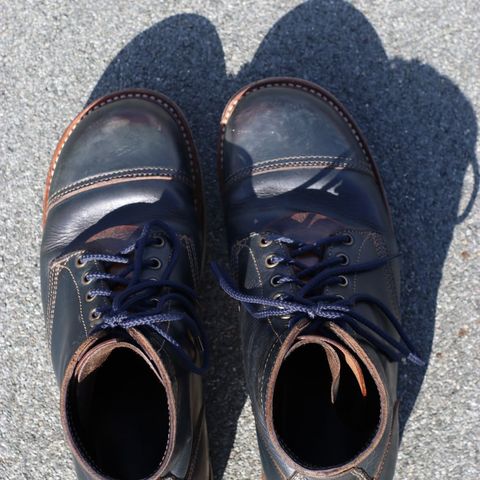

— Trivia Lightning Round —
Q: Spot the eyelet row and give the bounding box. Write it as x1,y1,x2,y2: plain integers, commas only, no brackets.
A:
336,234,353,288
272,292,291,320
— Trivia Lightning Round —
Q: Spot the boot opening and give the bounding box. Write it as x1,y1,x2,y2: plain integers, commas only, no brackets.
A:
273,343,380,469
68,346,169,479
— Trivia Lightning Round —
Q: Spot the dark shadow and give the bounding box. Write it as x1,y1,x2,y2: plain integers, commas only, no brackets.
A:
88,2,478,477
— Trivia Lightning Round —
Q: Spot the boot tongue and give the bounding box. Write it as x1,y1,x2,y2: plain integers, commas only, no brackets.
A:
74,335,163,385
265,212,347,244
84,224,143,254
265,212,349,268
286,334,367,403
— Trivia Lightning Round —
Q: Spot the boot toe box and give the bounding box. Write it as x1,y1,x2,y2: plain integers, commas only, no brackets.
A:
221,83,371,183
47,93,195,200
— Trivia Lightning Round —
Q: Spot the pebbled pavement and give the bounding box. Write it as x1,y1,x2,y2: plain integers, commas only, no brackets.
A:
0,1,479,479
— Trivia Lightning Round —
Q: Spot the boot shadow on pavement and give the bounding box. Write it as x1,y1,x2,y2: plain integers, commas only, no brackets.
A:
88,2,478,477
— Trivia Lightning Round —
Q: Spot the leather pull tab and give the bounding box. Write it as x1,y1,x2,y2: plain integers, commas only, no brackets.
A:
289,335,367,403
330,340,367,399
315,341,341,403
75,338,163,384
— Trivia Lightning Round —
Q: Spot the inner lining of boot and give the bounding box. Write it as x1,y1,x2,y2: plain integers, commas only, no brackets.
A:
69,348,169,479
273,343,380,469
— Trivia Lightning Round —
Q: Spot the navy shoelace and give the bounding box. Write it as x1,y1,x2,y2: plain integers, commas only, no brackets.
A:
212,233,423,366
78,220,208,374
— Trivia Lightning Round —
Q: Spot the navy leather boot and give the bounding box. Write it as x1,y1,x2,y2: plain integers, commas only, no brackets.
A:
41,90,211,480
215,78,422,480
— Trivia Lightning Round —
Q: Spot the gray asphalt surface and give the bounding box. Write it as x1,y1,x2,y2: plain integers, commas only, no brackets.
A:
1,1,479,478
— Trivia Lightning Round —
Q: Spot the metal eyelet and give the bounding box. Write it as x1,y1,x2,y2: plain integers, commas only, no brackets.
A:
149,257,162,270
270,275,283,287
89,309,102,321
149,297,160,307
153,236,165,248
259,237,272,248
272,292,291,319
343,234,354,246
338,275,349,287
81,271,93,285
85,292,96,302
336,253,349,265
76,256,86,268
265,254,279,268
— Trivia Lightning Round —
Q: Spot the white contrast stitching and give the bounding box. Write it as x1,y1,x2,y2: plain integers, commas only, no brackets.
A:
49,168,192,203
47,251,83,346
225,156,372,186
59,265,88,337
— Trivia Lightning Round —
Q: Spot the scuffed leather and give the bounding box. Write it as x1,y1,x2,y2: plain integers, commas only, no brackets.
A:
222,87,369,179
48,98,192,196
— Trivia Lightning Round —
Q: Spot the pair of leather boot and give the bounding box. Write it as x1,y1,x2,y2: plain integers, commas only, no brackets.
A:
40,78,421,480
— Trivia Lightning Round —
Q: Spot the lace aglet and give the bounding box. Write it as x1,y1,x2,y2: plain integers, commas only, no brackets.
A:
407,352,425,367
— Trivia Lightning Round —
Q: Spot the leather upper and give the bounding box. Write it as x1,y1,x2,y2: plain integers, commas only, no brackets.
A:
219,78,402,480
48,97,193,193
40,91,209,480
